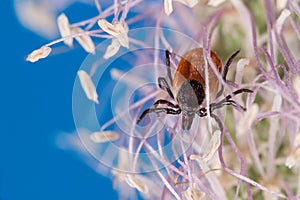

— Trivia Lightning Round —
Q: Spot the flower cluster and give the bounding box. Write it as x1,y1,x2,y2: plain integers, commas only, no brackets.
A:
28,0,300,199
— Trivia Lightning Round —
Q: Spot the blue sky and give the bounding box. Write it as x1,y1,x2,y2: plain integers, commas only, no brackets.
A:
1,1,118,199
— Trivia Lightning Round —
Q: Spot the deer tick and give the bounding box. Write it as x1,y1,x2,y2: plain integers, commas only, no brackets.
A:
137,48,252,131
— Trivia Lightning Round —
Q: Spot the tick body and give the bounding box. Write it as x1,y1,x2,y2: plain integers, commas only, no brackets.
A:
172,48,221,107
137,48,252,131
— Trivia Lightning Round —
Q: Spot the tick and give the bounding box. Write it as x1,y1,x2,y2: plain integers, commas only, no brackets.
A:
136,48,252,131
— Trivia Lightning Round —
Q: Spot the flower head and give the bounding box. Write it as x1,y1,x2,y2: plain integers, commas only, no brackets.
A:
28,0,300,199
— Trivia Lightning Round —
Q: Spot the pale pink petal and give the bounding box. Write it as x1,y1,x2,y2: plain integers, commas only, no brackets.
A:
117,147,131,171
124,174,149,194
183,186,204,200
235,58,249,85
98,19,129,48
98,19,118,36
271,93,282,112
276,9,291,33
57,13,73,47
175,0,199,7
117,33,129,48
164,0,173,16
276,0,287,10
190,154,201,161
77,70,99,104
72,27,95,54
293,76,300,102
201,130,221,163
111,148,130,182
113,21,129,34
285,155,296,169
90,131,119,143
285,133,300,169
262,185,281,200
237,104,259,134
295,134,300,147
114,22,129,48
207,0,225,7
14,1,57,39
26,46,52,62
104,39,121,59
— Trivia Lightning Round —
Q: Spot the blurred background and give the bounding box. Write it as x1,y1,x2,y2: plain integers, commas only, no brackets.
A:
1,1,118,199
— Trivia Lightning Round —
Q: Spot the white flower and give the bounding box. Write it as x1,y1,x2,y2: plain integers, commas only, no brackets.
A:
72,27,95,54
124,174,149,194
164,0,199,16
275,9,291,33
14,0,57,39
235,58,250,85
207,0,226,7
293,76,300,102
98,19,129,48
57,13,73,47
26,46,52,62
77,70,99,104
237,104,259,135
90,131,120,143
202,130,221,163
190,130,221,163
276,0,287,10
183,185,204,200
104,38,121,59
285,133,300,169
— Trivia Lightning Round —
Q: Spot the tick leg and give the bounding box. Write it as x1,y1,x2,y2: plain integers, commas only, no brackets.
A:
211,113,223,132
198,87,251,131
197,109,223,131
153,99,179,109
158,77,175,99
216,49,240,98
215,88,253,105
211,100,246,112
136,107,181,124
210,88,252,112
222,49,240,81
166,50,173,84
224,100,246,111
223,88,253,101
